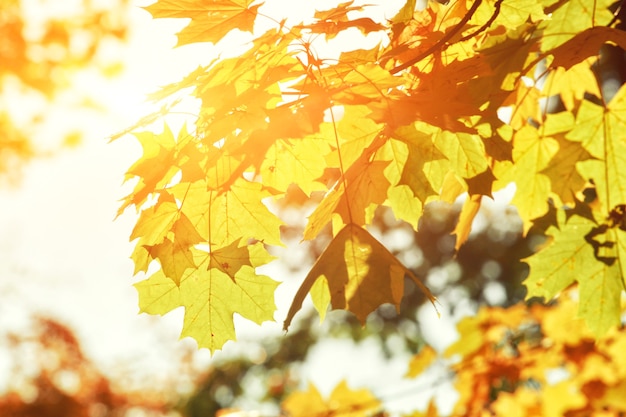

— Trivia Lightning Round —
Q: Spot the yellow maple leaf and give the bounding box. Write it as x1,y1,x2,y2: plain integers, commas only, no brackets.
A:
172,178,283,248
144,0,261,46
135,241,278,352
282,380,381,417
304,158,390,241
496,118,562,231
284,223,434,329
542,60,600,111
130,193,180,247
118,125,181,215
541,0,614,51
260,138,330,196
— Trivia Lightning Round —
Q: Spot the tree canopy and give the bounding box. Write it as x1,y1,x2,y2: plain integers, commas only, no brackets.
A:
122,0,626,353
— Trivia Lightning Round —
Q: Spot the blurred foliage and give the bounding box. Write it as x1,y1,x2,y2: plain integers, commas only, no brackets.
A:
0,316,179,417
0,0,131,182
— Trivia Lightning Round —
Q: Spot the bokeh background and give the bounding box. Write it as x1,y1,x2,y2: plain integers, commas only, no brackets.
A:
0,1,535,416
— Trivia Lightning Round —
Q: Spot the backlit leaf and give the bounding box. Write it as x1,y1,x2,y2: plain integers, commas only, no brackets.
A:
525,209,623,336
284,223,434,329
540,0,613,51
144,0,262,46
569,88,626,214
136,242,278,352
282,380,381,417
304,159,390,240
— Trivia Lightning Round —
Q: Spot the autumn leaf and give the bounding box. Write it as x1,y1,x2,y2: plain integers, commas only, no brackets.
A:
453,194,482,250
171,178,284,248
540,134,592,207
282,380,381,417
144,0,262,46
541,59,600,111
145,214,205,284
495,116,566,230
394,122,446,204
406,345,437,377
540,0,614,51
260,138,330,196
118,125,180,214
390,0,416,27
303,158,390,241
524,209,623,336
568,87,626,214
303,1,385,39
284,223,434,329
550,26,626,70
130,192,180,247
135,241,278,352
470,0,543,36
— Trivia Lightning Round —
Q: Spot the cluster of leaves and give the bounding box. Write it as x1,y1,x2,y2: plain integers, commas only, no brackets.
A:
122,0,626,352
0,0,130,181
408,294,626,417
273,293,626,417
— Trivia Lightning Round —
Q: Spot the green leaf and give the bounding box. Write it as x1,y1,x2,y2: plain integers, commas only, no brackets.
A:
524,209,623,336
569,88,626,214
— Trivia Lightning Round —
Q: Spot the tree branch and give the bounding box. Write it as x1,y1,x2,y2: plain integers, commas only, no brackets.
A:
389,0,483,75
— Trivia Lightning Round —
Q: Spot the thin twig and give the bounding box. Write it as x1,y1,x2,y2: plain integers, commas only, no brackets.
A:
389,0,483,75
459,0,504,42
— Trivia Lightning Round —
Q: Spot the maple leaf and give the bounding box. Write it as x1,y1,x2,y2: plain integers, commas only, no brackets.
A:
144,214,205,284
118,125,179,215
390,0,417,28
144,0,262,46
284,223,434,330
260,137,330,196
550,26,626,70
304,158,390,240
302,1,385,40
542,59,601,111
123,0,626,355
135,241,278,352
495,117,565,231
540,134,592,207
321,105,384,169
130,192,180,247
524,209,624,336
282,380,381,417
453,194,482,250
373,132,440,228
394,122,446,204
540,0,614,51
433,130,488,179
172,178,284,248
568,87,626,214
